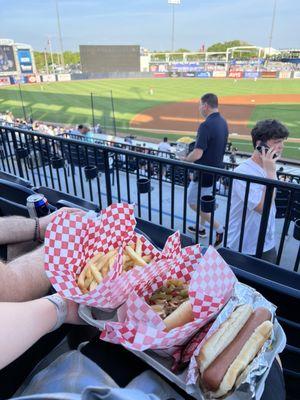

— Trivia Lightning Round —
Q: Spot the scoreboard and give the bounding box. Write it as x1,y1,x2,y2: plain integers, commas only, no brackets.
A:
80,45,140,73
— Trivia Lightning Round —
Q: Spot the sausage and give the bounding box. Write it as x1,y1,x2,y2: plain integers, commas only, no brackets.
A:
202,307,272,392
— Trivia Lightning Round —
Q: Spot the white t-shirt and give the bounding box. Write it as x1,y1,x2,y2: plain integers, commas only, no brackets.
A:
227,158,276,255
158,141,171,153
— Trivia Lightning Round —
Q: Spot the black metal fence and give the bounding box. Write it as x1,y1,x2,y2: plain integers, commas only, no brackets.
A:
1,125,299,271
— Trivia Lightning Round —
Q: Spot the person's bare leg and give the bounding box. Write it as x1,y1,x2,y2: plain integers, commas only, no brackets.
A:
189,203,220,230
0,245,51,302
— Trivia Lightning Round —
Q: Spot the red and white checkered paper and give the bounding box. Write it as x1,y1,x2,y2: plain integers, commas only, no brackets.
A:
44,203,181,309
100,245,237,353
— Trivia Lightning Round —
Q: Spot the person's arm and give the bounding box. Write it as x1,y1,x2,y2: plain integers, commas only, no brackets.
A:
0,245,51,302
0,296,80,369
254,148,278,214
185,147,203,162
0,216,35,245
184,123,208,162
0,207,86,245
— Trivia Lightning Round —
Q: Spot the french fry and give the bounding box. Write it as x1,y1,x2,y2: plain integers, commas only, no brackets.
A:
96,249,117,271
84,272,94,289
125,246,147,266
89,279,98,291
142,255,152,263
101,265,109,278
90,263,103,284
78,265,88,290
89,252,104,265
135,238,142,256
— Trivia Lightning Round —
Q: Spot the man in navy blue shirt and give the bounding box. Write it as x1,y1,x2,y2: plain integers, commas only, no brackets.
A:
184,93,228,247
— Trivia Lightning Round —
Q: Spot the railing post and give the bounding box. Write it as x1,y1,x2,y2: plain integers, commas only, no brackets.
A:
10,129,25,179
103,149,113,205
255,185,274,258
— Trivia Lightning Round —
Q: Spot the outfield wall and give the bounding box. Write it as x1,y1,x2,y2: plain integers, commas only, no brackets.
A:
0,69,299,87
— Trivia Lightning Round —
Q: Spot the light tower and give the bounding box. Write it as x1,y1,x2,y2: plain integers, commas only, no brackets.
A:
168,0,181,52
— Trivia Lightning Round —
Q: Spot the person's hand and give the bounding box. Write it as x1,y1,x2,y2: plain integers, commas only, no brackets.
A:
261,146,279,179
39,207,86,239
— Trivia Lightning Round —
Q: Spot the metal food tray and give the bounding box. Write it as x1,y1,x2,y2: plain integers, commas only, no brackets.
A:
79,304,286,400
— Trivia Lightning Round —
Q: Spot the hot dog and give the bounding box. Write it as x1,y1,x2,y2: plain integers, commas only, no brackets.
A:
197,305,273,398
147,280,194,331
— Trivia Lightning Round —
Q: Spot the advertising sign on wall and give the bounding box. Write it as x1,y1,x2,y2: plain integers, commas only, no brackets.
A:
25,74,37,83
212,70,227,78
228,71,243,78
261,71,277,78
0,77,10,86
41,74,56,82
149,65,158,72
9,75,26,84
183,72,196,77
196,71,211,78
293,71,300,79
57,73,71,81
279,71,291,79
0,45,16,73
17,49,33,74
244,71,260,79
168,71,181,77
153,72,168,78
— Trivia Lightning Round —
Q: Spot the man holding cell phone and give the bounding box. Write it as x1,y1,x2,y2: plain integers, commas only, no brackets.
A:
227,119,289,263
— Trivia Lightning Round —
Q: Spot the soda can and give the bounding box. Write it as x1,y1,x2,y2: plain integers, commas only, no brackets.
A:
26,194,50,218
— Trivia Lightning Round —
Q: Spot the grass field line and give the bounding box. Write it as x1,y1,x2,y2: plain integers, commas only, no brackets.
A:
122,126,300,143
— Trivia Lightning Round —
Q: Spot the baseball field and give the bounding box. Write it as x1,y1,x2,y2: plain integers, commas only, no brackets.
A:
0,78,300,159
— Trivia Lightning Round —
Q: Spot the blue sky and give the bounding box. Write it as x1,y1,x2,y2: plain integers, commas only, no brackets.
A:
1,0,299,52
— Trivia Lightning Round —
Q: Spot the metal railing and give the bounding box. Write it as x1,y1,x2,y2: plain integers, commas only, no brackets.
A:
1,125,299,271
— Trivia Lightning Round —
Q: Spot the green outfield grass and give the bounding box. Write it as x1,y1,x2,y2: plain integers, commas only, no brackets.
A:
248,104,300,137
0,78,299,159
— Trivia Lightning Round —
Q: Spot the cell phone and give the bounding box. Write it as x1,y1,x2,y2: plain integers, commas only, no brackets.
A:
256,141,270,153
256,142,277,159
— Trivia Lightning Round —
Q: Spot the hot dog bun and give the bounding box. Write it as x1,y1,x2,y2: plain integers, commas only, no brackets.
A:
213,320,273,398
163,300,194,332
197,306,272,398
197,304,253,374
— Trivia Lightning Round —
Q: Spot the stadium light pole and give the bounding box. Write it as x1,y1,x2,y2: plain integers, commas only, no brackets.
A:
90,92,96,131
44,48,49,74
110,90,117,136
55,0,65,69
168,0,181,52
268,0,277,57
47,36,55,71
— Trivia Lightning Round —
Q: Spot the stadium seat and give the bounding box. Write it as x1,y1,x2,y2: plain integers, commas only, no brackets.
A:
0,179,35,204
0,171,32,188
218,247,300,290
136,217,194,249
35,186,100,212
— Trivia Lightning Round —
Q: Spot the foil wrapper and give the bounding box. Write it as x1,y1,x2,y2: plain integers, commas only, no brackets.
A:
186,281,286,399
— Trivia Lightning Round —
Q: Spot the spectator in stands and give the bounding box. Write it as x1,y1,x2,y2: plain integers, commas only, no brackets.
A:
227,119,289,263
158,137,172,154
229,147,238,164
183,93,228,247
0,208,85,302
77,124,94,142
